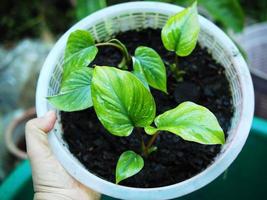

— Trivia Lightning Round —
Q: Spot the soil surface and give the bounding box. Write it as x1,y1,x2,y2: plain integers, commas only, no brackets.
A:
61,28,234,188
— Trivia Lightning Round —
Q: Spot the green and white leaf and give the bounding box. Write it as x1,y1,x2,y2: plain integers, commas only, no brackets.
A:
47,67,93,112
161,1,200,56
131,66,150,90
133,46,167,93
63,30,98,80
116,150,144,184
145,101,225,145
91,66,156,137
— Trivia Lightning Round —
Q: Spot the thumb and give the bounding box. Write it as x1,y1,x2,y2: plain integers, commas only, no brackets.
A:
26,111,57,159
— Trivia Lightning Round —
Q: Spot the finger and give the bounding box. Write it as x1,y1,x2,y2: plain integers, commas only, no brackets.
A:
25,111,57,159
29,111,57,133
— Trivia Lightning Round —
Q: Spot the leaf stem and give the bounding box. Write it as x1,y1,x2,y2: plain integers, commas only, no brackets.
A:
143,132,159,157
96,42,124,51
171,54,185,82
96,42,131,69
175,54,179,67
136,128,146,155
146,132,159,150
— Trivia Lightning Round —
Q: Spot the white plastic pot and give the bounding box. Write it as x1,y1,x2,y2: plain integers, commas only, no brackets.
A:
36,2,254,200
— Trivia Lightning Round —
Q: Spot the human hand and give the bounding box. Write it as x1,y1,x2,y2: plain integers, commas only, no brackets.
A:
26,111,100,200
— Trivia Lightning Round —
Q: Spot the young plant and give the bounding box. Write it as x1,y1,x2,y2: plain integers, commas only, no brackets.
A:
161,1,200,81
48,1,225,184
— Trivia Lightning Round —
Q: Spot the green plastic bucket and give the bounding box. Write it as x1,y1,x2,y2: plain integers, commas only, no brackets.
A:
0,117,266,200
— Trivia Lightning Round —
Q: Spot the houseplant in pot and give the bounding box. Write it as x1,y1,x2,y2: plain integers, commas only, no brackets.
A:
36,1,254,200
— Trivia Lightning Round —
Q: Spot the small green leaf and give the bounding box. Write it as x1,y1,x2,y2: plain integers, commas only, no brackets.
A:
63,30,98,80
147,146,158,154
161,1,200,56
116,150,144,184
133,46,167,93
146,102,225,145
47,68,93,112
91,66,156,137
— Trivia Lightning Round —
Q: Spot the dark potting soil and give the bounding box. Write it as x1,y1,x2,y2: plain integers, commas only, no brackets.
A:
61,28,234,188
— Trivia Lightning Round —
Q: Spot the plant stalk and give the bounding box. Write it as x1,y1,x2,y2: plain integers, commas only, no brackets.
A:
171,54,185,82
143,132,159,157
136,128,146,155
175,54,179,68
95,42,130,69
96,42,124,52
146,132,159,150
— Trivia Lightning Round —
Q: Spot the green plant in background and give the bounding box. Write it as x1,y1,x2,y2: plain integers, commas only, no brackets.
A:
0,0,75,43
48,2,225,184
240,0,267,22
4,0,267,45
76,0,107,20
4,0,267,46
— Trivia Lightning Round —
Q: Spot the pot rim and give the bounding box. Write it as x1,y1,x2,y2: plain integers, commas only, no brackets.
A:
36,2,254,200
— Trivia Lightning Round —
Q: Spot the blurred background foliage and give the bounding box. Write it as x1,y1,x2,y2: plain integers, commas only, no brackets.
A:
240,0,267,22
0,0,74,45
1,0,267,45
